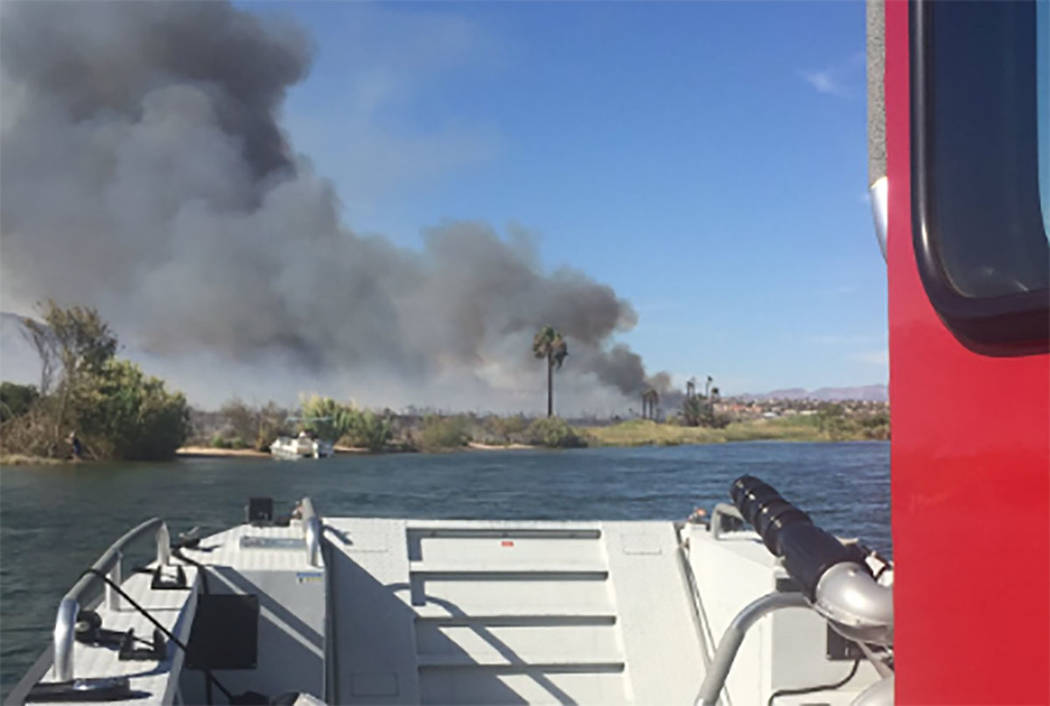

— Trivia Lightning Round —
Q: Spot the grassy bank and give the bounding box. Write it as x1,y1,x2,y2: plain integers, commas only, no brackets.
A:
580,420,725,447
0,454,73,466
582,415,886,447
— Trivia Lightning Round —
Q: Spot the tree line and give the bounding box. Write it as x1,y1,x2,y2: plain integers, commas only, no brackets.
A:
0,307,590,461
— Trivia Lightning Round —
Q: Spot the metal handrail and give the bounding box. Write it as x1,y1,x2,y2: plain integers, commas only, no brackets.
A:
710,503,745,540
695,591,810,706
300,497,322,568
297,497,334,702
52,517,171,682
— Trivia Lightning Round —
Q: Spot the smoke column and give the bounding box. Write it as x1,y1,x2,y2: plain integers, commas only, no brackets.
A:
0,1,673,411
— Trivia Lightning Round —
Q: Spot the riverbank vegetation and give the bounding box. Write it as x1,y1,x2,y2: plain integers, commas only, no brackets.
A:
196,395,399,453
2,306,887,465
185,399,887,456
189,405,587,453
0,303,190,461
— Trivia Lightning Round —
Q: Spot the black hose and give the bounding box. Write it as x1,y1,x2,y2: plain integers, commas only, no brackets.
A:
767,659,860,706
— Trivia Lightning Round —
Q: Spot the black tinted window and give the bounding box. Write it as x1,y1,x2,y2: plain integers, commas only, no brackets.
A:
926,0,1049,298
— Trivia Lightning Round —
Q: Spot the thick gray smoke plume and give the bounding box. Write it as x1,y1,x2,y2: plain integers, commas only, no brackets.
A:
0,1,671,411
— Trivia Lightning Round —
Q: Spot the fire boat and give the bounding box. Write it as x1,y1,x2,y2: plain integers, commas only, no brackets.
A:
5,0,1048,703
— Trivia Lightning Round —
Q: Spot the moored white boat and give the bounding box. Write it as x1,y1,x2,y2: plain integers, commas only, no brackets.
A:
270,432,333,460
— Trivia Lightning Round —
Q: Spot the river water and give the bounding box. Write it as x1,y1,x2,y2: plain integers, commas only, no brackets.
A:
0,441,889,698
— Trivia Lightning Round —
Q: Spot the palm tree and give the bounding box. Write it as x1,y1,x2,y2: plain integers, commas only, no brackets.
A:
533,326,568,417
643,388,660,421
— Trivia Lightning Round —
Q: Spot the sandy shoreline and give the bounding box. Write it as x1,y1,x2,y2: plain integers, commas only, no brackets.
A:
174,442,539,458
466,442,536,451
175,446,271,459
176,445,388,458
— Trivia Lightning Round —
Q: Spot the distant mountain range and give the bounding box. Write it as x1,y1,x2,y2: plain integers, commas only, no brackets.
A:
737,384,888,402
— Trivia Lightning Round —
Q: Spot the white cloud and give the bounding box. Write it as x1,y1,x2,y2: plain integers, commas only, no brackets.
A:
798,52,865,99
801,69,841,95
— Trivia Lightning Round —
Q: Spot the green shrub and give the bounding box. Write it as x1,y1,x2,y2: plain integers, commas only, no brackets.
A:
256,402,289,450
300,395,357,441
483,414,530,441
347,411,393,452
421,415,469,450
210,433,229,449
680,397,706,427
0,382,38,422
526,417,586,448
78,359,191,459
710,413,732,429
214,398,290,450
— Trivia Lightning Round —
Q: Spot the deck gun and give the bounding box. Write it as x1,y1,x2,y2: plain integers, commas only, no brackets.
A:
731,475,893,645
698,476,894,706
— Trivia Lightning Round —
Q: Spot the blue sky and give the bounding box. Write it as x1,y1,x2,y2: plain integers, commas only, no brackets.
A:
251,1,887,395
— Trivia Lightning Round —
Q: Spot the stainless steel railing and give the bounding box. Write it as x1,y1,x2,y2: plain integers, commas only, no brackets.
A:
300,497,322,568
52,518,171,682
695,592,810,706
709,503,745,540
297,497,334,703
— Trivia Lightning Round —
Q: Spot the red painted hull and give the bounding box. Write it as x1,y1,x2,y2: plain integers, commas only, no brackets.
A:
885,1,1050,701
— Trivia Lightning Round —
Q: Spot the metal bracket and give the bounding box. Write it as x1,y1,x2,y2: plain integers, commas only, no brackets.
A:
118,628,166,662
150,565,188,590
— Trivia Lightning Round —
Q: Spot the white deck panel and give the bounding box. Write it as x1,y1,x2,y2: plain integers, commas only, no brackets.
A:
411,604,618,620
321,517,706,705
415,623,623,665
601,522,706,705
418,668,629,706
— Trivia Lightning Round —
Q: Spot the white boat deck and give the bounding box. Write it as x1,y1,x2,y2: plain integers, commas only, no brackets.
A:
7,512,890,706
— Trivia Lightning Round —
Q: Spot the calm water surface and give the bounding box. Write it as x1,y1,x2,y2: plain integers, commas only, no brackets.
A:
0,442,889,697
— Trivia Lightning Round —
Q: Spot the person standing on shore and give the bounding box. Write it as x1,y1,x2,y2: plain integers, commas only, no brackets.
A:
68,430,82,460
